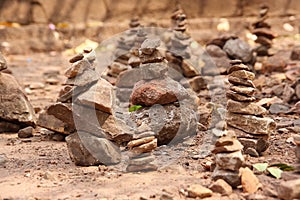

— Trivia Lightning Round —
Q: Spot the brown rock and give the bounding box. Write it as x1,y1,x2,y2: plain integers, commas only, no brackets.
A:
215,151,244,171
131,138,157,154
226,113,276,135
209,179,233,196
69,53,84,63
18,126,34,138
227,64,250,74
228,76,255,87
229,85,255,96
129,154,155,165
126,163,158,172
76,79,114,114
278,179,300,200
186,185,213,198
0,73,36,126
227,100,267,116
226,90,256,102
65,59,91,79
223,39,253,63
240,167,261,194
127,136,155,148
262,55,287,73
181,59,200,78
38,112,72,134
251,28,276,39
255,36,272,48
229,70,255,81
213,140,244,154
282,84,295,103
65,67,98,87
130,77,188,106
188,76,207,92
239,138,269,154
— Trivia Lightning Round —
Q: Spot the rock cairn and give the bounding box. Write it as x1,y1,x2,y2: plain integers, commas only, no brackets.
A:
0,52,36,133
126,125,158,172
212,131,244,188
251,5,276,56
226,60,276,156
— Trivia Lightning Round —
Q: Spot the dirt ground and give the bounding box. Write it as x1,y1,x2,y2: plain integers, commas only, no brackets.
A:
0,36,300,200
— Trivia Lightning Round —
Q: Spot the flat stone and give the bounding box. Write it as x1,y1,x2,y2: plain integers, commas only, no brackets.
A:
228,76,255,87
212,168,241,188
207,34,238,48
140,50,164,64
213,140,244,154
69,53,84,63
215,151,244,171
269,103,291,114
226,90,256,102
239,138,269,154
129,154,155,165
206,44,227,57
0,53,7,71
227,64,250,74
278,179,300,200
229,70,255,81
38,112,73,134
66,131,121,166
0,73,36,126
126,163,158,172
130,77,188,106
244,147,259,157
65,59,91,79
65,67,98,87
131,138,157,154
186,185,213,198
76,79,114,114
252,28,276,39
230,85,255,96
209,179,233,196
226,113,276,135
128,136,156,148
18,126,34,138
223,39,253,63
227,100,267,116
240,167,260,194
255,36,272,47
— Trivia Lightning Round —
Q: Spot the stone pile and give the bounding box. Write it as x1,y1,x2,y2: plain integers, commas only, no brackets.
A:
129,38,198,146
212,131,245,187
226,60,276,156
251,5,276,56
38,48,133,166
126,125,157,172
0,52,36,133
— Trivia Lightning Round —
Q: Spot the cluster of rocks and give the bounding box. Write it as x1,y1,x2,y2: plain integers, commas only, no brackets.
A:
212,131,245,187
0,52,36,133
205,34,254,75
126,125,157,172
251,5,276,56
226,60,276,156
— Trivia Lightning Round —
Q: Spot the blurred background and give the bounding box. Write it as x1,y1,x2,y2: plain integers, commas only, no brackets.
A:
0,0,299,54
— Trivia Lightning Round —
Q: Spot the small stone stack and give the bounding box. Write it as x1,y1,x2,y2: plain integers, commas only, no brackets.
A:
251,5,276,56
226,60,276,156
212,131,245,188
126,125,158,172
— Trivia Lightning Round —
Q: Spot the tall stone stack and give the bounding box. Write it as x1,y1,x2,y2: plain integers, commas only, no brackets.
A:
251,5,276,56
226,60,276,156
212,131,245,188
126,124,157,172
0,52,36,133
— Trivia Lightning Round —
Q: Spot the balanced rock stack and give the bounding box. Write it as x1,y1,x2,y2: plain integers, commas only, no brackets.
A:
226,60,276,156
251,5,276,56
129,38,198,146
126,125,157,172
212,131,245,187
0,52,36,133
